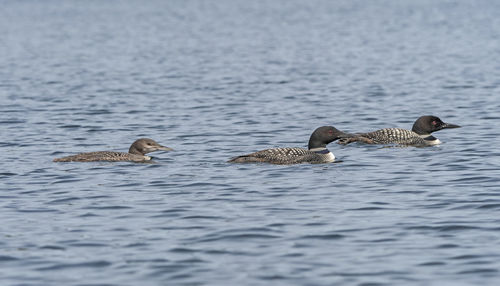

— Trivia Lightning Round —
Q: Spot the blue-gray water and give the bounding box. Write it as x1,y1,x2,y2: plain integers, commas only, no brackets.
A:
1,0,500,285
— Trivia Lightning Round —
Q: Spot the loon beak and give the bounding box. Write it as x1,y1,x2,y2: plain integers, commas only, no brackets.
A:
338,132,356,139
146,144,174,153
156,145,174,152
440,122,461,130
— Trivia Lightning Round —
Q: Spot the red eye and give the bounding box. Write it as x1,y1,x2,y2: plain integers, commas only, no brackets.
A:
432,121,437,125
328,130,334,135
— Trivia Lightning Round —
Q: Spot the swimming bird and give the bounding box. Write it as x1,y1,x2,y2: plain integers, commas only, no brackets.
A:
228,126,347,164
53,138,173,162
338,115,460,146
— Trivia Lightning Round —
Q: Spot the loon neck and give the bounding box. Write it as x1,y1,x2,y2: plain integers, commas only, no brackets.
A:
419,134,442,145
128,146,144,155
412,128,428,135
308,142,327,150
310,147,330,154
418,133,436,140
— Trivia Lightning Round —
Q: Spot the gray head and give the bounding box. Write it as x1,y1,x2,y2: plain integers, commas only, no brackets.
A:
128,138,173,155
411,115,461,135
308,126,348,149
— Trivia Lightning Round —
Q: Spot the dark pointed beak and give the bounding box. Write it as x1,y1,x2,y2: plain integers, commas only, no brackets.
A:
440,122,461,130
338,132,356,139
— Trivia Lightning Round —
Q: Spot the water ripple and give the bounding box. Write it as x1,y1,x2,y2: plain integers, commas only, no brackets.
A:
37,260,112,271
2,1,500,285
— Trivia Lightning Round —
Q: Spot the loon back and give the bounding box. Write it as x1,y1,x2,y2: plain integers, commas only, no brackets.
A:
53,151,151,162
352,128,432,146
228,147,335,165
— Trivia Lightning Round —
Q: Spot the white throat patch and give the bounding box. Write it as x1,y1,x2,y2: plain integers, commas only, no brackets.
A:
419,134,441,145
324,152,335,162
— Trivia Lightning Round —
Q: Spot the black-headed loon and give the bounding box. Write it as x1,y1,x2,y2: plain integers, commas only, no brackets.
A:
338,115,460,146
53,138,173,162
228,126,348,164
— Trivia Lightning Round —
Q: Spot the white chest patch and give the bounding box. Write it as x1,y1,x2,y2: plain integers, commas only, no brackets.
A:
323,152,335,162
426,139,442,145
419,134,442,146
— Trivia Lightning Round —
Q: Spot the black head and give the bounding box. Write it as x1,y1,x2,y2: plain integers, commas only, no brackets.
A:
411,115,461,135
308,126,348,149
129,138,174,155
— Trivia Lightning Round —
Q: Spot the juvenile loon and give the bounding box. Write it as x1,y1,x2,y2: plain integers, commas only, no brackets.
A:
228,126,347,164
53,138,173,162
338,115,460,146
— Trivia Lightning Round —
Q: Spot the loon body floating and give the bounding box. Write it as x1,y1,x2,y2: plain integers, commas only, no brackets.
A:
338,115,460,146
53,138,173,162
228,126,347,164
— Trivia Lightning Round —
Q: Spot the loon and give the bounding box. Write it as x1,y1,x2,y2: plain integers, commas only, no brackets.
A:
228,126,347,164
338,115,460,146
53,138,173,162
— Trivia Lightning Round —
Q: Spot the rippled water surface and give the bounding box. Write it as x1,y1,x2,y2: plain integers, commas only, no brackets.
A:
1,0,500,285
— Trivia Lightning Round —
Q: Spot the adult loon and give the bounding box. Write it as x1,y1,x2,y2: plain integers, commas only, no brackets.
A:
228,126,347,164
338,115,460,146
53,138,173,162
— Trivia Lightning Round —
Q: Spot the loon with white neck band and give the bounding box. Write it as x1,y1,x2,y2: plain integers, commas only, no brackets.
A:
338,115,460,146
228,126,348,164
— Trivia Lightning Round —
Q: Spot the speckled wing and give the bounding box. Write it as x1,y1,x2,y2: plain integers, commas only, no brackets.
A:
53,151,148,162
357,128,427,146
229,147,325,164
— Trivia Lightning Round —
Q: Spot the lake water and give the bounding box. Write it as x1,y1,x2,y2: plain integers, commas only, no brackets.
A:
1,0,500,285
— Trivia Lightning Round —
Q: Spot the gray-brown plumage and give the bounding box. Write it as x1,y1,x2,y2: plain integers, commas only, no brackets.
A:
228,126,348,164
338,115,460,146
53,138,173,162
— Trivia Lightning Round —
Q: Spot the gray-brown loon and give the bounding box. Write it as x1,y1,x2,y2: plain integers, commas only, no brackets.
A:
338,115,460,146
228,126,348,164
53,138,173,162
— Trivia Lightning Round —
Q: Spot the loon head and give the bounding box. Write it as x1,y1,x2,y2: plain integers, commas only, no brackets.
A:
411,115,461,135
128,138,174,155
308,126,349,149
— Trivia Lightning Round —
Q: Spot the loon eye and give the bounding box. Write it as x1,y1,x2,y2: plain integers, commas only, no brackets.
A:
432,120,437,125
328,130,334,135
